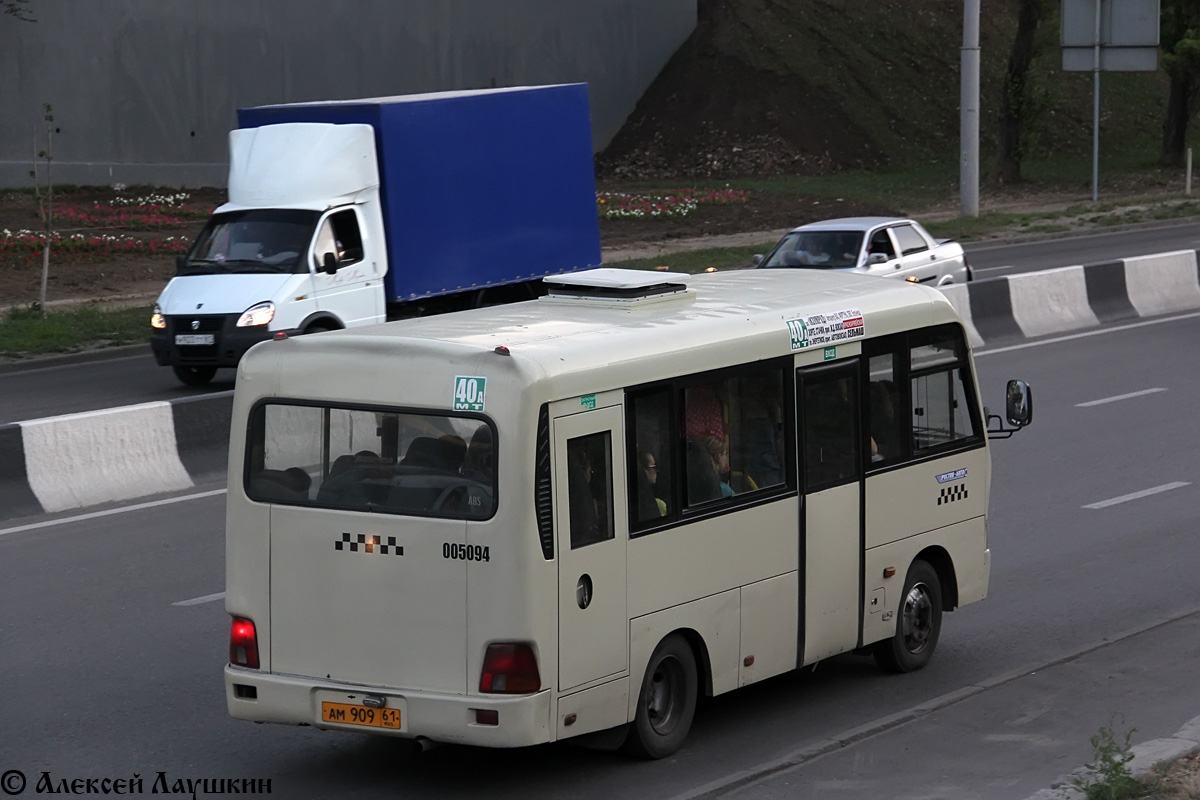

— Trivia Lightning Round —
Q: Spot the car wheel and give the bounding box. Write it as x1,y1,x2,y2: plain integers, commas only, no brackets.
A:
874,560,942,674
623,634,698,759
172,365,217,386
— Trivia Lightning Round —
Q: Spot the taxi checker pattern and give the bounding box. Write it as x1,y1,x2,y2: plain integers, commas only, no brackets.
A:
938,483,968,506
335,533,404,555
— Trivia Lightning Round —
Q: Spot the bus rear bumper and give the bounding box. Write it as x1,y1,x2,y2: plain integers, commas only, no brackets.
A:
225,665,552,748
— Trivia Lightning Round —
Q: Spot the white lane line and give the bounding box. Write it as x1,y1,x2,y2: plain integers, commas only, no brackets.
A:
0,488,227,537
173,591,225,607
975,311,1200,357
1083,482,1190,509
972,265,1021,274
1076,388,1167,407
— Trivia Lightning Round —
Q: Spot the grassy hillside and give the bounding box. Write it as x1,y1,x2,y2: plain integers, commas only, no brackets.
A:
597,0,1169,183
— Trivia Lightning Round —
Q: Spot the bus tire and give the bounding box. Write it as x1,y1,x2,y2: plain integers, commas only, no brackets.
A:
874,559,942,674
172,365,216,386
623,633,698,759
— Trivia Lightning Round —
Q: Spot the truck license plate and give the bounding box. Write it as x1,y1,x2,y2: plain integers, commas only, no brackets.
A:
321,702,401,729
175,334,214,346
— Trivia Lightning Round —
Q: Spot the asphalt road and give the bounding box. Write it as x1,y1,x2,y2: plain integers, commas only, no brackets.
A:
4,222,1200,426
963,220,1200,278
2,309,1198,799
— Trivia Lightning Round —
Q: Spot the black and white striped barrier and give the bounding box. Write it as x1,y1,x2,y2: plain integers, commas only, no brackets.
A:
0,393,232,521
3,251,1200,522
940,250,1200,348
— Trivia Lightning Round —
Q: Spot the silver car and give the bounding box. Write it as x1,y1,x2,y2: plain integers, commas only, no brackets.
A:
754,217,972,285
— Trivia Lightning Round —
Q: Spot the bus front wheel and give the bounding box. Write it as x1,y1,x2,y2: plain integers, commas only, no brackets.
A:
623,633,698,759
875,560,942,674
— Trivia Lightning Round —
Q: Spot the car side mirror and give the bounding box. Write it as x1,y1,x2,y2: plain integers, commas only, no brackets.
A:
867,252,889,265
320,252,339,274
751,254,764,267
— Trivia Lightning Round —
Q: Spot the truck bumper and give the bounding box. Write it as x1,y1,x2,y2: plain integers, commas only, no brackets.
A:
224,665,552,748
151,314,284,368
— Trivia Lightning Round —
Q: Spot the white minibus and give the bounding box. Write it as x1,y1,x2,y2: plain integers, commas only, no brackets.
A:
224,268,1031,757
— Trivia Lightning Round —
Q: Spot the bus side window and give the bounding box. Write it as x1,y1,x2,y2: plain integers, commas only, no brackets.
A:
867,353,904,465
910,328,979,451
567,433,613,549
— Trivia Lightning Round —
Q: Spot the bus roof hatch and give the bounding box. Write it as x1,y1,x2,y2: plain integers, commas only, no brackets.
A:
541,268,694,306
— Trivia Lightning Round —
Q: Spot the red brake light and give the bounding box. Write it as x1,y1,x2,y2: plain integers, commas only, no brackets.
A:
480,643,540,694
229,617,259,669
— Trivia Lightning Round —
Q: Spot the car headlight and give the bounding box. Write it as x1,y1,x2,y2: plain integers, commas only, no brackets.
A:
151,305,166,330
237,301,275,328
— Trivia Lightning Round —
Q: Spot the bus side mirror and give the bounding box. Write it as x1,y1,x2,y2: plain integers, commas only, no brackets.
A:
986,380,1032,439
1006,379,1032,427
320,252,339,274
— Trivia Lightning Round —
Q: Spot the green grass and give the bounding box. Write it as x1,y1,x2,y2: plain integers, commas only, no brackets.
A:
0,303,152,358
612,243,777,273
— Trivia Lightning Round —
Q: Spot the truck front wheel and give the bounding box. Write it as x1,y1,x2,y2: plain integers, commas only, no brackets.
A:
172,365,217,386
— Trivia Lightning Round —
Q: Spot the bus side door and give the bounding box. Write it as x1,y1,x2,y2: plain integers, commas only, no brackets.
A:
797,362,863,663
553,404,629,692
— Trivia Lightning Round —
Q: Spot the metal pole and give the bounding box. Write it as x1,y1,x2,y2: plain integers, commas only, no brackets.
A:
1188,148,1193,195
960,0,980,218
1092,0,1101,202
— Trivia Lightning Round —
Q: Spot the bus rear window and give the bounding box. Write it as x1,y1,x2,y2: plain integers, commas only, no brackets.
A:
244,402,495,519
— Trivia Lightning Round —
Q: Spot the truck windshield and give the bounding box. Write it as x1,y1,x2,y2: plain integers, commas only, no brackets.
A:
245,402,496,520
182,209,320,275
763,231,864,269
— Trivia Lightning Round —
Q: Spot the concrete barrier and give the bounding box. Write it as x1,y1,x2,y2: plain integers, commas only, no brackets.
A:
0,392,232,521
3,250,1200,522
945,249,1200,347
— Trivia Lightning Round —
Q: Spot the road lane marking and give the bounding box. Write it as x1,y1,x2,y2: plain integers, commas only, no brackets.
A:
0,488,226,537
1076,387,1167,407
1083,482,1190,510
975,311,1200,357
174,591,225,607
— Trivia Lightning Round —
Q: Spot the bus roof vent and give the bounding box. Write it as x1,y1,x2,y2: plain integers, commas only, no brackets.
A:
541,268,694,306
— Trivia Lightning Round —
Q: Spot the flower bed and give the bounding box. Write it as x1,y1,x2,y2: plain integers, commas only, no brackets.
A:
597,187,750,220
0,229,190,269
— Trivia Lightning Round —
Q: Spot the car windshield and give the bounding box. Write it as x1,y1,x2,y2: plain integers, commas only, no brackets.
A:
762,231,864,270
181,209,320,275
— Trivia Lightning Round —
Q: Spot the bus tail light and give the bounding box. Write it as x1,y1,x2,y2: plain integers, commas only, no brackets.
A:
480,643,540,693
230,617,260,669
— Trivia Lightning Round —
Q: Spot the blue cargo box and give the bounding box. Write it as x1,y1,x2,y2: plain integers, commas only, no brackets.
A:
237,84,602,302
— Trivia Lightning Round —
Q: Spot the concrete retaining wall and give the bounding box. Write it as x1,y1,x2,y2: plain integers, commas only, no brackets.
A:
0,0,696,187
3,249,1200,522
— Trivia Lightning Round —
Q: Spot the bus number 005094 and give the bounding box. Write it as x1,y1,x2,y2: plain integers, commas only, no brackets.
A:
443,543,490,562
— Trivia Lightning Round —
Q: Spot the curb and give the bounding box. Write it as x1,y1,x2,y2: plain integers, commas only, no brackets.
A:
1021,713,1200,800
0,391,233,522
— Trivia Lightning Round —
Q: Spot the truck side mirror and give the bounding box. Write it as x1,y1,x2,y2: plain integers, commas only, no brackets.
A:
175,255,187,273
321,252,339,274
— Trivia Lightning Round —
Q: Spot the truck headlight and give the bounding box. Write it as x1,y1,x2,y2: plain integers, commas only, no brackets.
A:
237,301,275,328
151,305,166,330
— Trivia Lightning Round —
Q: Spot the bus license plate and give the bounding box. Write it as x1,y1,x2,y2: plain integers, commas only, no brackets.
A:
321,702,401,729
175,334,214,346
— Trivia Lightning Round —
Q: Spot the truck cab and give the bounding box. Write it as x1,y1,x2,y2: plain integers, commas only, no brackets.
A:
151,123,386,385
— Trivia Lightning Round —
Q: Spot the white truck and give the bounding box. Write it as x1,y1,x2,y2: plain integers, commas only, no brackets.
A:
150,85,602,385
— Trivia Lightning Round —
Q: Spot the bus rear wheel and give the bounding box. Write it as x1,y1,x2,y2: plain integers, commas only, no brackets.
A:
623,633,698,759
874,559,942,674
